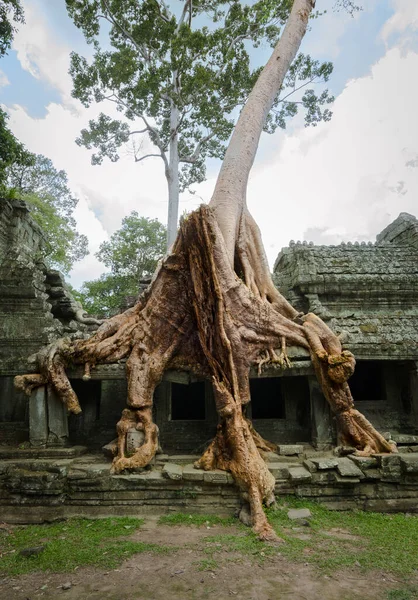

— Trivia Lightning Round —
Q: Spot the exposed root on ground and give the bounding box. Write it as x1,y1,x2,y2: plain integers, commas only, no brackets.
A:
15,204,396,539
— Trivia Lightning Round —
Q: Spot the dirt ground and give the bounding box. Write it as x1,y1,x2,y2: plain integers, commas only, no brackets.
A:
0,518,413,600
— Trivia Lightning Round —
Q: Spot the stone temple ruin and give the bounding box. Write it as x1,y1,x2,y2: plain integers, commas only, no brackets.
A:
0,198,418,522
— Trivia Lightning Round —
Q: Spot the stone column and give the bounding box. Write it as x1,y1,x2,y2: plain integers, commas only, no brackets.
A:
308,376,335,450
29,386,48,447
46,386,69,446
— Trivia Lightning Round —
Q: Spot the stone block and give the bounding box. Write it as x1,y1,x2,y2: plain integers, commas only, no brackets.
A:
310,457,338,470
348,455,378,470
378,454,401,468
126,429,145,455
400,455,418,474
267,463,291,479
278,445,303,456
182,464,205,482
333,474,361,485
203,469,229,484
312,471,335,485
393,434,418,445
303,460,317,473
288,466,312,483
381,470,402,483
162,463,183,480
362,469,382,481
336,458,364,479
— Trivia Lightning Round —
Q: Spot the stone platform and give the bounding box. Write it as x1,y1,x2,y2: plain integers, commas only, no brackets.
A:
1,442,418,524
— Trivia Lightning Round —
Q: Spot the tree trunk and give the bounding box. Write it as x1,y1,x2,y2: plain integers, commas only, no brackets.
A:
166,101,180,249
15,0,396,541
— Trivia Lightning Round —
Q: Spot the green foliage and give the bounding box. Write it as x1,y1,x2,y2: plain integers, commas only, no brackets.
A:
196,557,219,571
99,211,166,276
0,517,172,575
266,498,418,575
77,272,139,317
78,211,166,317
6,154,89,273
387,589,418,600
0,109,32,194
66,0,334,193
0,0,24,58
158,513,236,527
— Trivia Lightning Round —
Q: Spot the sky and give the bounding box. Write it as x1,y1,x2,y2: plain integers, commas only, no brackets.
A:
0,0,417,288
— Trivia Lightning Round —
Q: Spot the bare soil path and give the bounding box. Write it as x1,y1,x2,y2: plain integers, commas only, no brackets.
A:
1,517,414,600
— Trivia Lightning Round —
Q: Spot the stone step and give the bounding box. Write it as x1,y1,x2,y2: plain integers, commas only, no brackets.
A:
156,454,200,465
0,445,88,460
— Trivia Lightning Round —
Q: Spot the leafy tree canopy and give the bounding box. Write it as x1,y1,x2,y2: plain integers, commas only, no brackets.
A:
67,0,334,194
0,0,24,58
0,109,32,192
6,154,89,273
78,211,166,317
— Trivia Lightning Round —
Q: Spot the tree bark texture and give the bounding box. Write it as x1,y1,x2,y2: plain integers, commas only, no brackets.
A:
15,0,396,540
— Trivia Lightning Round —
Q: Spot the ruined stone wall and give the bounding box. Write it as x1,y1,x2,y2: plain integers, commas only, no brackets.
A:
273,213,418,361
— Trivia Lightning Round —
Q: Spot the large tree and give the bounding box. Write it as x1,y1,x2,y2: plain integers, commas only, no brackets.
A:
79,212,166,317
0,109,33,193
17,0,393,541
6,154,89,273
0,0,24,58
67,0,333,247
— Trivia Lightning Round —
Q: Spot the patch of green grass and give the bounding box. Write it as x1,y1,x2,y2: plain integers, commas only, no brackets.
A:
0,517,170,575
387,587,418,600
266,497,418,575
158,513,237,527
195,557,219,571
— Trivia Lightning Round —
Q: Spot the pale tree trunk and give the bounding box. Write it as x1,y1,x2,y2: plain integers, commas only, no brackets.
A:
166,99,180,249
210,0,314,261
16,0,396,543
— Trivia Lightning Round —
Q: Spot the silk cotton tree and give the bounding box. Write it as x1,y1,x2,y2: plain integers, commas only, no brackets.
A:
67,0,334,247
17,0,393,541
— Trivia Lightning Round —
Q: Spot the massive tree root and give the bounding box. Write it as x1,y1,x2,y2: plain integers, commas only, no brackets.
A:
15,204,395,540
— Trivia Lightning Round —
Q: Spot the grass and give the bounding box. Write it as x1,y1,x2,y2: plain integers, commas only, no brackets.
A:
185,498,418,576
195,557,219,571
158,513,237,527
266,497,418,575
0,517,170,575
387,587,418,600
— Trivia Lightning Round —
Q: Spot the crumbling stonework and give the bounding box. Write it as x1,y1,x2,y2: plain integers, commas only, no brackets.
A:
0,199,99,444
273,213,418,360
1,442,418,523
0,205,417,522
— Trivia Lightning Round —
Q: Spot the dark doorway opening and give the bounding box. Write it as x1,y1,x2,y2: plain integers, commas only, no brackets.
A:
250,377,285,419
171,381,206,420
349,361,385,401
68,379,102,444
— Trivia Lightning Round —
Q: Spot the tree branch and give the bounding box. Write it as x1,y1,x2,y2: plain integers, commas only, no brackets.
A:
135,153,165,163
277,77,316,103
99,0,151,63
150,0,171,23
176,0,192,31
180,131,217,164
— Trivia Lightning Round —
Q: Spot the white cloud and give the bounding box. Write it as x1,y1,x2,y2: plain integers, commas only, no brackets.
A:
5,0,418,290
245,46,418,265
0,69,10,88
381,0,418,43
12,0,75,106
7,0,188,287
